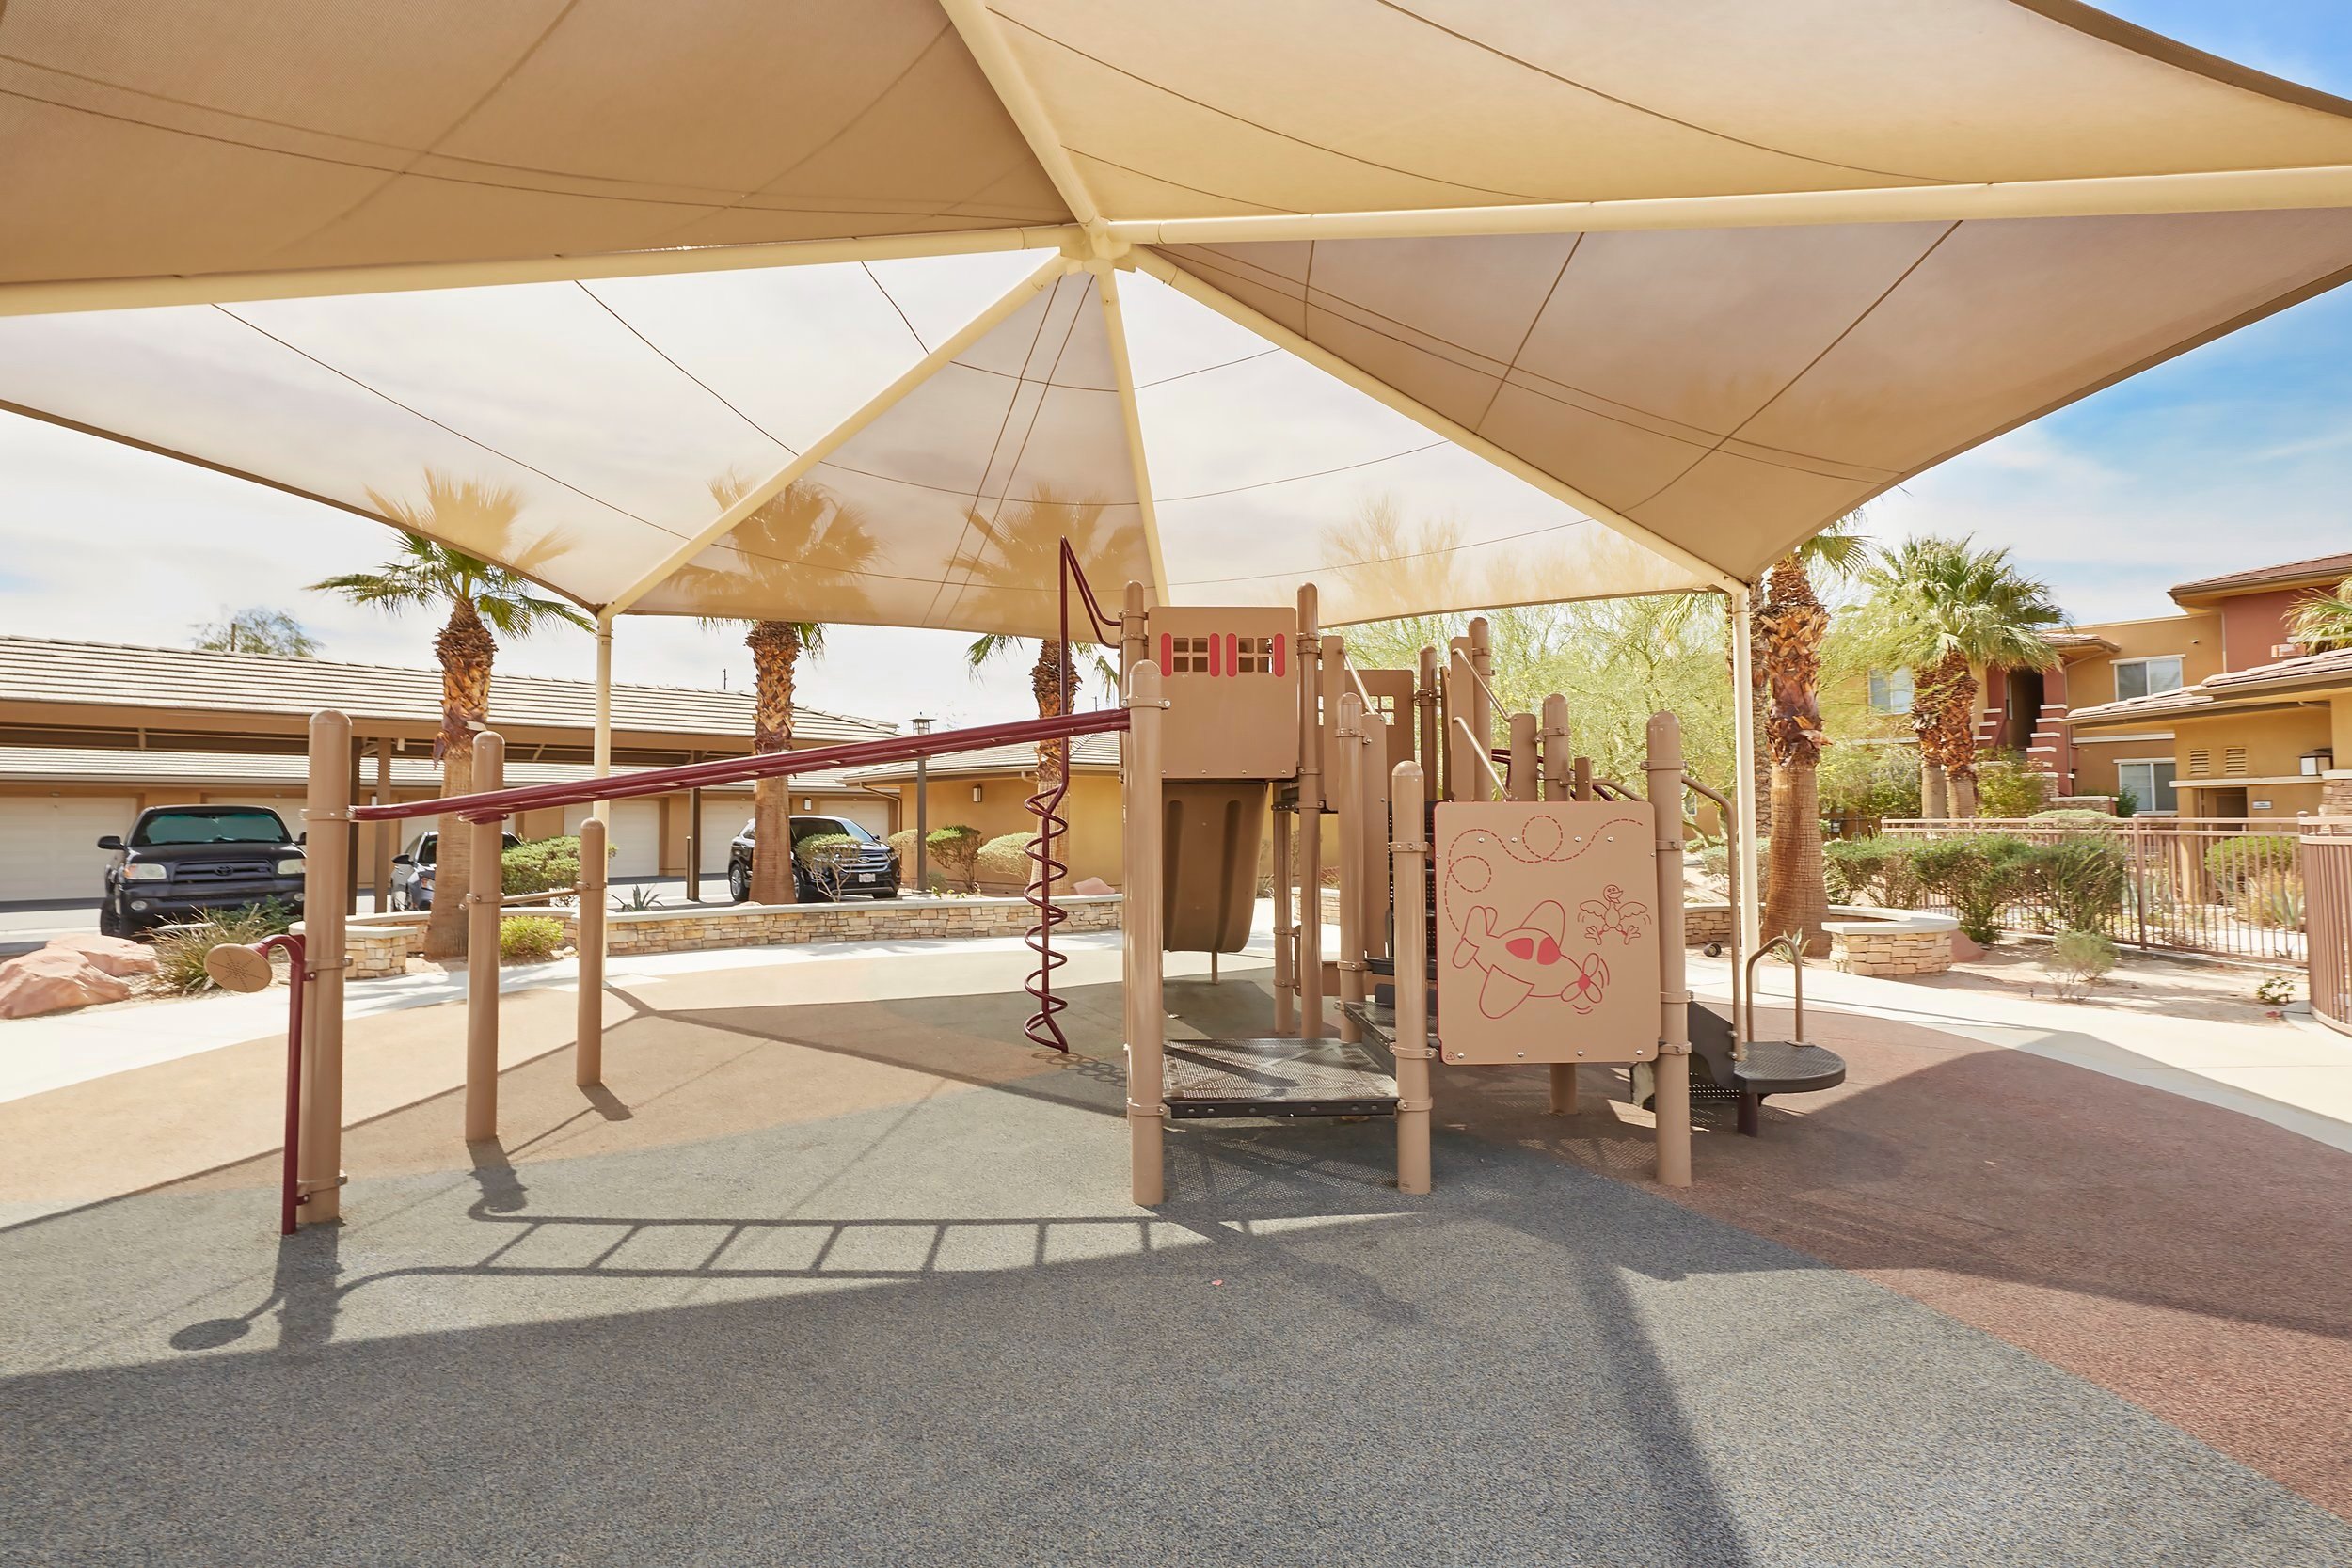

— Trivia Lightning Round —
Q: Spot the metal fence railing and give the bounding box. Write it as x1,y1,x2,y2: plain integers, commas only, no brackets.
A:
1875,816,2309,965
2304,819,2352,1033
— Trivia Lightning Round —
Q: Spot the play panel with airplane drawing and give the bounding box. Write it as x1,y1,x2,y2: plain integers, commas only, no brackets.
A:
1434,801,1661,1067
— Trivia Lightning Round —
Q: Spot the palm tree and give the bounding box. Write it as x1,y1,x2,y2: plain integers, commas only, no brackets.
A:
1862,536,2066,820
2289,576,2352,652
310,474,588,958
949,488,1126,794
1752,516,1875,954
691,476,881,904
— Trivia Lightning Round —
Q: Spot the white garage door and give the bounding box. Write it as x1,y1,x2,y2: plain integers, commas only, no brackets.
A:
0,797,139,902
825,799,894,839
564,800,661,879
700,800,751,878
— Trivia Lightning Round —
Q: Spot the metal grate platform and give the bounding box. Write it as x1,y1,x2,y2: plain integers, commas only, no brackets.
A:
1162,1037,1400,1119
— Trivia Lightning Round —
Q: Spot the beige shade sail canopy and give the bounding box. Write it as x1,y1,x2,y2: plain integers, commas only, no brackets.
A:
7,0,2352,634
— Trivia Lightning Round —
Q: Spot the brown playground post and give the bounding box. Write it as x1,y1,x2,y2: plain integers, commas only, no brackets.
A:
575,814,607,1086
1573,754,1594,802
1295,597,1325,1039
1335,691,1366,1046
1416,645,1442,800
300,710,352,1224
1540,694,1572,802
1391,759,1432,1194
1645,711,1692,1186
1468,616,1495,754
1124,658,1168,1205
1446,646,1481,800
465,730,505,1144
1507,712,1538,802
1271,801,1295,1035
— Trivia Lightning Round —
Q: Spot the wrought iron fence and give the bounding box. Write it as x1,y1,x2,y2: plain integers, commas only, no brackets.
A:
2304,819,2352,1034
1875,816,2309,965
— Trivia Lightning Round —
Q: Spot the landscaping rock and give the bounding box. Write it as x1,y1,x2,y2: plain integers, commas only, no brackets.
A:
0,948,133,1018
1072,877,1116,896
1951,932,1987,962
42,932,159,978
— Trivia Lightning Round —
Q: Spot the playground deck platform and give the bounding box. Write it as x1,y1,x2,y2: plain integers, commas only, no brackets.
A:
2,940,2348,1566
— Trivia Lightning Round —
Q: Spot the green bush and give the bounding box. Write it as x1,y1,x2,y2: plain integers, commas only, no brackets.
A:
503,835,582,896
1816,741,1924,828
1911,833,2038,944
2028,836,2128,934
499,916,564,964
886,829,923,888
150,902,297,994
1821,837,1922,908
926,824,984,892
975,832,1033,889
1972,752,2051,818
2204,834,2296,895
2048,928,2118,998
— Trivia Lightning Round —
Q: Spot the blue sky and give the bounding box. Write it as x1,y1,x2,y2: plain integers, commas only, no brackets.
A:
2,3,2350,721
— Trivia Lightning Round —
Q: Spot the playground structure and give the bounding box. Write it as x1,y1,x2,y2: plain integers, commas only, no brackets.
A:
218,555,1854,1226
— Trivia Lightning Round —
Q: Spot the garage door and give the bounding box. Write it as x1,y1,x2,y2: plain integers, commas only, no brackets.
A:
564,800,661,879
826,799,893,839
700,800,751,878
0,797,139,902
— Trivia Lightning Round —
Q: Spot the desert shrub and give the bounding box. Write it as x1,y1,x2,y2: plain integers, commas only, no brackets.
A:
499,916,564,964
926,824,984,892
2231,872,2306,931
1911,833,2037,944
503,835,582,896
1821,837,1921,908
1816,742,1923,829
795,832,864,897
886,829,924,889
2204,833,2296,896
2255,974,2296,1006
2047,928,2117,999
612,884,664,911
2028,808,2120,828
2115,785,2141,817
2029,836,2128,934
1972,752,2051,818
974,832,1033,891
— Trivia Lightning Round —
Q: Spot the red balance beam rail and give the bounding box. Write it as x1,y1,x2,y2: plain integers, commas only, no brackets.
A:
352,707,1133,825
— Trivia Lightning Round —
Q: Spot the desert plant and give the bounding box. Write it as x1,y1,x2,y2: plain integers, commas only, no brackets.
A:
502,835,583,896
2204,834,2296,896
1815,741,1923,831
2029,808,2120,828
2030,835,2128,934
926,825,984,893
2255,974,2297,1006
2047,928,2117,999
974,832,1033,891
150,902,298,993
499,916,564,964
796,832,864,899
1911,832,2037,944
1821,837,1922,907
2114,785,2141,817
2231,872,2305,932
1971,752,2051,818
612,884,665,912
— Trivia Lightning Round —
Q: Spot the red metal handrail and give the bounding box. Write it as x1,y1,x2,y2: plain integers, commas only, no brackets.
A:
353,706,1132,824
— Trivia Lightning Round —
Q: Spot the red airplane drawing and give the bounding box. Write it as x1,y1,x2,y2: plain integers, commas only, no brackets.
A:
1452,900,1613,1020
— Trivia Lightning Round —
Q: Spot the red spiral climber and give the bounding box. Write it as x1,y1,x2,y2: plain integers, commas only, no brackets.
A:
1025,541,1120,1054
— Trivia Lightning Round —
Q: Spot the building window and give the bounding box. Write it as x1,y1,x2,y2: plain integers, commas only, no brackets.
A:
2113,656,2184,702
1867,668,1915,714
2117,759,2178,815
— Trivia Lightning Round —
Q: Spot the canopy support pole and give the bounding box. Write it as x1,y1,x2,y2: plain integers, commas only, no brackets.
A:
1129,246,1744,596
941,0,1103,230
1729,586,1762,960
1089,261,1170,602
602,254,1076,615
593,611,614,829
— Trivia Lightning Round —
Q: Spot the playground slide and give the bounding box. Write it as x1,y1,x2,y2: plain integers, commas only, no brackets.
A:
1160,781,1269,954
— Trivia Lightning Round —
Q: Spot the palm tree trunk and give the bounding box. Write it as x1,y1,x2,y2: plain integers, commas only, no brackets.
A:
425,599,495,960
1764,762,1829,955
747,621,801,905
1922,761,1949,821
1032,639,1071,792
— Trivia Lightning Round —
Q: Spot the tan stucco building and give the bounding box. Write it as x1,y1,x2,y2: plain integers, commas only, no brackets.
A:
848,734,1125,889
0,638,898,902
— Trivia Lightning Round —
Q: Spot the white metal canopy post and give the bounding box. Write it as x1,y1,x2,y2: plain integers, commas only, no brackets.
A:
940,0,1104,230
1128,245,1744,597
593,610,614,829
601,253,1076,615
1729,586,1762,959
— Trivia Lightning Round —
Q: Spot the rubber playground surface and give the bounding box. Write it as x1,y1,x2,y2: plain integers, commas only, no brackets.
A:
2,949,2348,1567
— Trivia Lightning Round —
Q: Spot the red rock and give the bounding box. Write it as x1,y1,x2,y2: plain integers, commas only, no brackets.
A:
42,932,159,978
1072,877,1116,896
1950,932,1987,962
0,948,133,1019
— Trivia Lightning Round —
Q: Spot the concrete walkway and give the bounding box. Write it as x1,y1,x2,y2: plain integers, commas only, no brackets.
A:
3,934,2349,1564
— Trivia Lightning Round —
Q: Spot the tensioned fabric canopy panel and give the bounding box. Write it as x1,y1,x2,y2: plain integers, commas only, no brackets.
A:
7,0,2352,635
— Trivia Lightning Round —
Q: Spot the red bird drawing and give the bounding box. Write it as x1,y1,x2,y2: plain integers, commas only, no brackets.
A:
1453,900,1613,1020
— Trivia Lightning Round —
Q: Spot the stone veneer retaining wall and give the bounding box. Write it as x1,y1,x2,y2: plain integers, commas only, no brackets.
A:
543,893,1121,958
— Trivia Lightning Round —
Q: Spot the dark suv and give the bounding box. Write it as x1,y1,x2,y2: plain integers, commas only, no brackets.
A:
727,816,898,903
98,805,306,937
389,830,521,911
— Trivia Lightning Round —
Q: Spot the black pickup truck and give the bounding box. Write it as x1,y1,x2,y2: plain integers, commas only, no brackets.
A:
97,805,306,937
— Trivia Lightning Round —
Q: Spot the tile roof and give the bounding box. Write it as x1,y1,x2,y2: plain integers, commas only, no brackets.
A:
2170,551,2352,598
0,745,882,795
2065,644,2352,724
0,637,895,743
846,731,1120,784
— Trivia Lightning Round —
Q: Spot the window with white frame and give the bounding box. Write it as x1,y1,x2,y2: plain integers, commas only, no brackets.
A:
1867,668,1915,714
2112,656,2184,702
2116,758,2177,815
